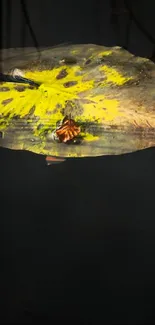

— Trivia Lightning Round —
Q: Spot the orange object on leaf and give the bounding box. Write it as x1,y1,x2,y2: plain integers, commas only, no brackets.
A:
56,117,80,143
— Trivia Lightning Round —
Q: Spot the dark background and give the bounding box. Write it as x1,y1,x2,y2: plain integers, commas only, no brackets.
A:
1,0,155,323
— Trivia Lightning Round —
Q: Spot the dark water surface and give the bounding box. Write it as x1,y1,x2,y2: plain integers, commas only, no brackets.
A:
1,147,155,323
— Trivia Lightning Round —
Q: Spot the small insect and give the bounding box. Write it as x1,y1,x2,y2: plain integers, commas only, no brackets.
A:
51,116,80,144
56,116,80,143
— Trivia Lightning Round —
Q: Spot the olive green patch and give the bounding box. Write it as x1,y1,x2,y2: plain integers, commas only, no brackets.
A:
61,100,84,118
85,59,92,65
12,114,20,120
0,87,10,92
28,85,38,89
56,69,68,79
14,85,27,92
29,105,36,115
37,123,44,130
2,98,13,106
61,56,77,65
63,81,78,87
24,105,36,120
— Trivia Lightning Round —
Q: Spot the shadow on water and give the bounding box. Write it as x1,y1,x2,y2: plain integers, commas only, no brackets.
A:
1,146,155,322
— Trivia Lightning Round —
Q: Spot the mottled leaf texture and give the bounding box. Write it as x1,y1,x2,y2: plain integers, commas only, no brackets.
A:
0,44,155,158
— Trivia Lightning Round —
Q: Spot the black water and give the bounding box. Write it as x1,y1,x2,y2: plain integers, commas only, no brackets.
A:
1,1,155,323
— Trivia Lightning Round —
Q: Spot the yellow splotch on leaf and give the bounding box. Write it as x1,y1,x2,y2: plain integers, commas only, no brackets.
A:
0,62,129,133
100,65,132,85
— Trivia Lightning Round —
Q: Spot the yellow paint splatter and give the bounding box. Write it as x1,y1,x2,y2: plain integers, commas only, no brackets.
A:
0,64,94,130
100,65,132,85
81,132,99,141
89,50,112,62
99,50,112,56
0,60,127,136
77,96,120,122
71,50,79,55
